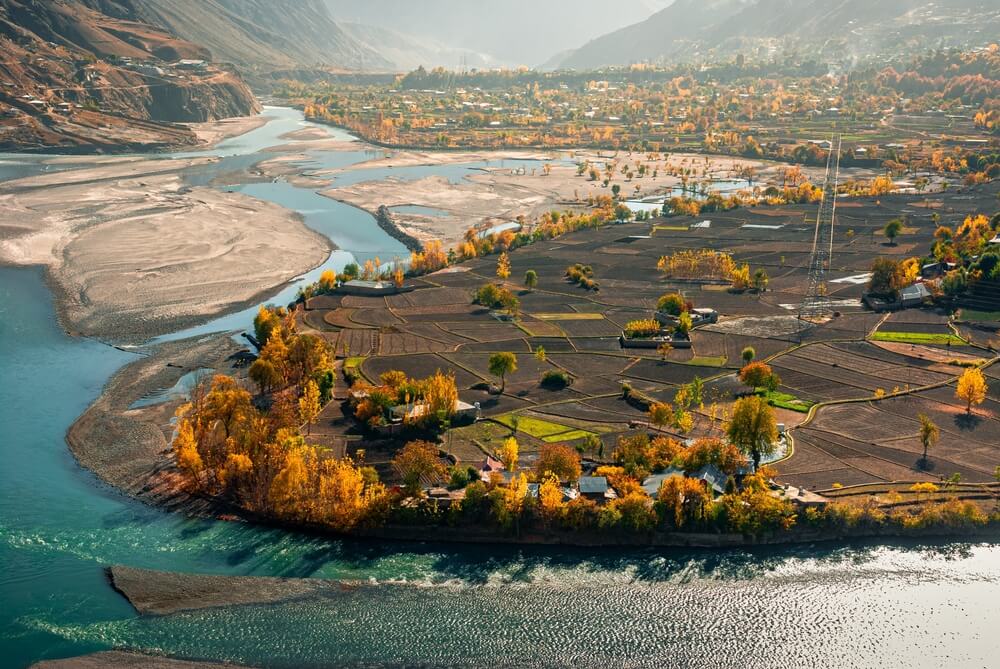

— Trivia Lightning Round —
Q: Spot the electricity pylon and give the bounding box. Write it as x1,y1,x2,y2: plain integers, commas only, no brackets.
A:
799,134,842,320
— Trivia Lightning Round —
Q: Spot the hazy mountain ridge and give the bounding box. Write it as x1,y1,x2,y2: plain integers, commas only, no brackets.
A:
324,0,673,68
339,22,500,71
556,0,1000,69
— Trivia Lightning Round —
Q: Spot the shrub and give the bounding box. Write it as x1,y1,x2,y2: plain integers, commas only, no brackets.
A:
656,292,689,315
624,319,661,339
540,370,572,389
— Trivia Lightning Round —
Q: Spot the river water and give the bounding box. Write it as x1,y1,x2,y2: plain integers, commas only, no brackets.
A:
1,108,999,668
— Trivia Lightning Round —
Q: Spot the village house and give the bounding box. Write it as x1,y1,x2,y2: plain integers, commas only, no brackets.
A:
578,476,617,504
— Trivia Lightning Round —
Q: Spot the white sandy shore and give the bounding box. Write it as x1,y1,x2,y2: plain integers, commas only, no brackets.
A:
308,146,877,250
0,156,330,342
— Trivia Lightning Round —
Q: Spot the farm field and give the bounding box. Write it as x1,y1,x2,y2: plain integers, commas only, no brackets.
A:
303,181,999,491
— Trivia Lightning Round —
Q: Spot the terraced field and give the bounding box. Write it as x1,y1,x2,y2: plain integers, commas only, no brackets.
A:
301,181,999,489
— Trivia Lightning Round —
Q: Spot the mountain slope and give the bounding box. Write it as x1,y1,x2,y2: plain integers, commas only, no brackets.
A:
120,0,393,72
0,0,259,152
556,0,1000,69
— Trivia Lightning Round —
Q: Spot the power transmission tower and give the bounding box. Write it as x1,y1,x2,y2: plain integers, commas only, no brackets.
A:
799,134,842,321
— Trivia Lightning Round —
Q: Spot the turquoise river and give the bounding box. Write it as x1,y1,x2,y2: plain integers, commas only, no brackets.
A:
1,107,999,668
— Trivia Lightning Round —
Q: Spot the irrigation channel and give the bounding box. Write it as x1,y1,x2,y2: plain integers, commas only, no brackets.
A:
1,107,998,668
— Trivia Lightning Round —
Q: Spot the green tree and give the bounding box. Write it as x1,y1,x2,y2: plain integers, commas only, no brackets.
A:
488,352,518,392
918,413,939,468
752,268,769,293
657,292,686,316
741,346,756,365
884,218,904,246
727,395,779,471
676,311,693,336
524,269,538,291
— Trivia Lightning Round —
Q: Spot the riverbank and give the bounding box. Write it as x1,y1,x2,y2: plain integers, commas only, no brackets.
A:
31,652,249,669
67,334,241,512
0,156,331,343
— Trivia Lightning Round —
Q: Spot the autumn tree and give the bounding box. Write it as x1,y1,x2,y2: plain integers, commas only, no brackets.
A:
656,292,686,316
496,436,519,472
535,443,582,481
956,367,988,414
524,269,538,291
678,437,747,476
423,369,458,425
649,402,674,433
918,413,939,468
488,352,517,392
727,395,779,471
249,358,281,395
392,440,446,493
496,251,511,281
675,311,693,336
869,257,904,298
534,345,546,363
298,379,321,435
491,472,528,532
173,418,203,481
739,361,776,391
538,473,565,526
268,445,313,519
658,475,711,529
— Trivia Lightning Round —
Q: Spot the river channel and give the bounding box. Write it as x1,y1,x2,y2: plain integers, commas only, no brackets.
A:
1,107,998,668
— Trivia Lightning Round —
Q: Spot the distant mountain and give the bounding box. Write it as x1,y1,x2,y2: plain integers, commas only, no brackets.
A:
0,0,259,151
116,0,393,72
339,22,500,71
555,0,1000,69
324,0,673,68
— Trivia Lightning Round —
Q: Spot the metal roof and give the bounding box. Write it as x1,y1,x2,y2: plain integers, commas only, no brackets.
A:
579,476,609,494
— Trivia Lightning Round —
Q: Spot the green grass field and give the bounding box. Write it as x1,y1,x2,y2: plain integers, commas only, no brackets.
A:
495,414,598,443
687,356,728,367
532,313,605,321
961,310,1000,323
757,389,815,413
871,331,966,346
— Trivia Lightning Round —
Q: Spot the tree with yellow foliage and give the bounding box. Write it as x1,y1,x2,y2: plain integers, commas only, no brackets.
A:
299,379,321,435
423,369,458,424
496,251,511,281
538,474,565,527
496,436,519,472
535,443,582,482
318,269,337,293
268,446,313,519
392,440,445,493
956,367,988,414
727,395,778,471
491,472,528,532
173,418,203,481
649,402,674,433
